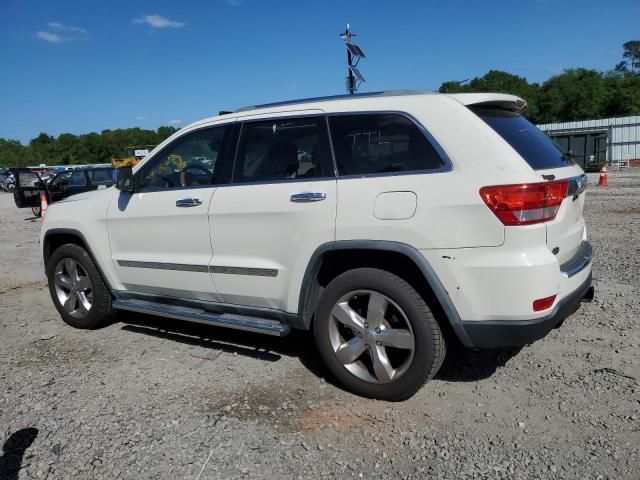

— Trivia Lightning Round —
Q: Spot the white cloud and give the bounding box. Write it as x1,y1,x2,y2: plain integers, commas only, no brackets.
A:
135,115,146,121
48,22,87,34
36,22,87,43
133,14,186,29
167,119,182,126
36,31,63,43
225,0,242,6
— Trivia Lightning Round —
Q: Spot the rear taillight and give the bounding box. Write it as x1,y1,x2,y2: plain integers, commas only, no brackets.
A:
479,180,568,226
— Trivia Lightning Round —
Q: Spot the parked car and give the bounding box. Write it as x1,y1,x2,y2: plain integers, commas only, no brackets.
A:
39,91,593,400
1,171,16,192
0,168,10,190
14,166,114,216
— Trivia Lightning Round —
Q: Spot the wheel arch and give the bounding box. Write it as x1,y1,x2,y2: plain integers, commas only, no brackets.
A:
298,240,473,346
43,228,114,291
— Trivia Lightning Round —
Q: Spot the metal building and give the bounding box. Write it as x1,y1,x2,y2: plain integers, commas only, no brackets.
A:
537,115,640,170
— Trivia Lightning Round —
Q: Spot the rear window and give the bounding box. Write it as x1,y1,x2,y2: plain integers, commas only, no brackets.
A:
472,107,574,170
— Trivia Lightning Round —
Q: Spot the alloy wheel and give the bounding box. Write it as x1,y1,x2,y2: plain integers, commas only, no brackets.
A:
328,290,415,384
53,258,93,319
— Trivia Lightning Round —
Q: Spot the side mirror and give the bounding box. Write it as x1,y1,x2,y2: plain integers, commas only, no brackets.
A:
115,167,134,193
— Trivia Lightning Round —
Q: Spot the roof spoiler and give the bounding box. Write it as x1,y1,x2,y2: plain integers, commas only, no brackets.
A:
446,93,528,113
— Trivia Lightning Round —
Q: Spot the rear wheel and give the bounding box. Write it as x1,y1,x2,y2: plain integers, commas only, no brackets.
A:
47,244,114,329
314,268,445,400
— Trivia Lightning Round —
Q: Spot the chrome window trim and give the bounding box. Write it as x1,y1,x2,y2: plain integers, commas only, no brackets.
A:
132,110,454,192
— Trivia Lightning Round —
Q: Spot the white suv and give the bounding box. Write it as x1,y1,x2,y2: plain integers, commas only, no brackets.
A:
40,91,593,400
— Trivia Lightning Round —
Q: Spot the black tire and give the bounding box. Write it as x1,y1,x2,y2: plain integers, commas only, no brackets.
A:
314,268,446,401
46,243,114,329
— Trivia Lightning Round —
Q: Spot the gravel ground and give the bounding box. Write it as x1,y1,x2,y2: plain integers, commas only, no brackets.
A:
1,170,639,479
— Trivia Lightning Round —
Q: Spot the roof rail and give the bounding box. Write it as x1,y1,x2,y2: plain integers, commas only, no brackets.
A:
233,89,433,113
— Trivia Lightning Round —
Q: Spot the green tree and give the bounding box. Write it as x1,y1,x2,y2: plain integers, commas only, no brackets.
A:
616,40,640,73
439,70,541,121
536,69,606,123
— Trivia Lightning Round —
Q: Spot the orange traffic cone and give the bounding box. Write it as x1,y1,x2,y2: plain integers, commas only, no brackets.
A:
39,192,48,223
598,165,608,187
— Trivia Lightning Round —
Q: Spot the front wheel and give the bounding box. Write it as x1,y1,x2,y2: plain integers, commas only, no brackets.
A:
46,243,114,329
314,268,445,400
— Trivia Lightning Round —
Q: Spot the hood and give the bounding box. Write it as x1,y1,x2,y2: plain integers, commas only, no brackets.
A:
58,186,114,204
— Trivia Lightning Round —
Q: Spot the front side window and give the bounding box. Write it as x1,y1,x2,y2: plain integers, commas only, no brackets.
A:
138,126,228,191
233,116,332,183
329,113,445,176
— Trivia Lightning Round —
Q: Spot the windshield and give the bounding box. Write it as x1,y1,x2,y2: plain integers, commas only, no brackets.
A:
471,106,575,170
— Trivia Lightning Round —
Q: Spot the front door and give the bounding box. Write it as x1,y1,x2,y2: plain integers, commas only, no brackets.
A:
107,123,234,301
13,169,43,208
210,113,336,311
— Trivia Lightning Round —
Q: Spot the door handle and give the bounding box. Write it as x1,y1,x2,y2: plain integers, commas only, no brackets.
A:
290,192,326,203
176,197,203,207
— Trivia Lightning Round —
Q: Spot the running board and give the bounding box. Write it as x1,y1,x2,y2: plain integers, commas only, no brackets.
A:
112,299,291,337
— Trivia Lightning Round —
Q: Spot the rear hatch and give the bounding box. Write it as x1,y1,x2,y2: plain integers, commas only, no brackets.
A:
469,102,586,265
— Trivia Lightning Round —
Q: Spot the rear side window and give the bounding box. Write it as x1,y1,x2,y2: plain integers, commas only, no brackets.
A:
234,116,332,183
329,113,445,176
472,107,574,170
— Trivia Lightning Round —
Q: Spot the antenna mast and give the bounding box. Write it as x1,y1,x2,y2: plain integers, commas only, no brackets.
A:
340,24,366,94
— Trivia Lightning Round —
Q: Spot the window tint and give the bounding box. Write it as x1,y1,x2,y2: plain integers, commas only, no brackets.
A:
87,168,114,185
472,107,575,170
234,117,332,183
50,172,72,189
138,126,228,191
329,114,445,176
18,172,42,188
70,171,87,186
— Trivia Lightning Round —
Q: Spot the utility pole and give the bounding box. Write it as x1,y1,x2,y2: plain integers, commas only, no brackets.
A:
340,24,366,94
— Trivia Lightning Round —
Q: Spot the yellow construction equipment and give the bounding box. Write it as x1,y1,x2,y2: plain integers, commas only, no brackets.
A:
111,146,156,168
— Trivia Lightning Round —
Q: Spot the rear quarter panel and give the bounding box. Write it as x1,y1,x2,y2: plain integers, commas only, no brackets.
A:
333,95,541,249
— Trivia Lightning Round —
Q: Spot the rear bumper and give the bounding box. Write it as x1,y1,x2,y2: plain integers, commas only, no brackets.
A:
461,272,593,348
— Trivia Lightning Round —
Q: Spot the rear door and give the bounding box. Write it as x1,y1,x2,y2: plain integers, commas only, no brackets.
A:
472,106,586,264
13,169,44,208
209,112,337,311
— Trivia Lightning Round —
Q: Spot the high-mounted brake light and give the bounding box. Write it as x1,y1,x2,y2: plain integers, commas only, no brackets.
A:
479,180,568,226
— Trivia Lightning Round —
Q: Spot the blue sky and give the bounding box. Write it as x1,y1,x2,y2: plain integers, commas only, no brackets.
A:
1,0,638,144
